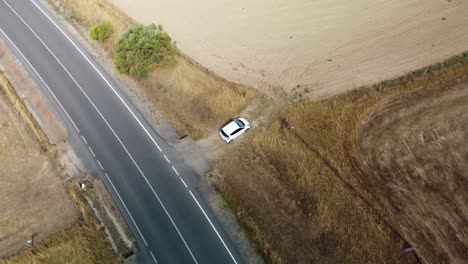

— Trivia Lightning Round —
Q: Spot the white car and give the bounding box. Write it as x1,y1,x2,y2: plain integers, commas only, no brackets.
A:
219,118,250,143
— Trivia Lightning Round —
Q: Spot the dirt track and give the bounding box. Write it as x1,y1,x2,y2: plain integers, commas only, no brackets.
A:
358,83,468,263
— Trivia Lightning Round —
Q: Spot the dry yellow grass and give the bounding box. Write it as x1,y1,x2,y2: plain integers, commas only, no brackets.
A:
1,224,119,264
142,57,254,138
0,73,120,263
219,121,413,263
51,0,255,139
1,180,121,264
0,72,48,149
218,52,468,263
58,0,131,48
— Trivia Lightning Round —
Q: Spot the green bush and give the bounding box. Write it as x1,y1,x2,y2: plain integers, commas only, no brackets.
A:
90,21,114,42
114,24,176,79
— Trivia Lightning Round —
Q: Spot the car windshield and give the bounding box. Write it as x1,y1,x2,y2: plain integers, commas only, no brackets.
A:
235,119,245,128
221,130,229,137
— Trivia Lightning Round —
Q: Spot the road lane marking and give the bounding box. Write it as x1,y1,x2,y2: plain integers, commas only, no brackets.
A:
149,250,158,264
2,3,199,260
13,2,233,262
30,0,164,153
164,155,170,164
171,166,180,176
96,159,104,171
179,177,188,188
189,190,238,264
88,146,96,157
105,173,148,247
0,27,80,133
0,14,151,257
81,135,88,145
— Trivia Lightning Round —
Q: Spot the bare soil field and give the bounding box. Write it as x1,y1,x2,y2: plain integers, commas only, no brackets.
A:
0,74,78,258
109,0,468,100
357,81,468,263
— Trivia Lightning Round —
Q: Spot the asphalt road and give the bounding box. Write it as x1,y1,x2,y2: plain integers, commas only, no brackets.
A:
0,1,243,263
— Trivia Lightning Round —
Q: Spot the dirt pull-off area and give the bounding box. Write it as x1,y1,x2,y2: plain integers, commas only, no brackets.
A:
358,83,468,263
0,78,78,258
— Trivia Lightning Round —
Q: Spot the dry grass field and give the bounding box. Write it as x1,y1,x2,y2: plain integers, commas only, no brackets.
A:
357,81,468,263
1,186,122,264
52,0,255,139
218,53,468,263
0,72,120,263
0,73,78,259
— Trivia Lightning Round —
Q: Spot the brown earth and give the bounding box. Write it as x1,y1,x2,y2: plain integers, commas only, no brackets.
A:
0,75,79,258
357,81,468,263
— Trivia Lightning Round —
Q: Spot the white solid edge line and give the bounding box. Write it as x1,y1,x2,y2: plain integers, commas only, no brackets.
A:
29,0,163,153
0,18,147,258
97,159,104,171
105,173,148,247
2,3,198,263
81,135,88,145
189,190,238,264
88,146,96,157
171,166,180,176
27,2,237,262
0,27,80,134
164,155,171,164
149,250,159,264
179,177,188,188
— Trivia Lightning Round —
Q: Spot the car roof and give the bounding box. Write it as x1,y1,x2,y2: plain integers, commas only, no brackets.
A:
222,120,241,135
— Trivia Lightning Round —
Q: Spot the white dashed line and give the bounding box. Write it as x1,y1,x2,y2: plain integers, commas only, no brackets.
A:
11,2,234,263
96,159,104,171
0,18,155,261
163,155,170,164
149,250,158,264
105,173,148,247
88,146,96,157
179,177,188,188
0,6,196,259
81,135,88,145
0,12,148,253
171,166,180,176
189,190,238,264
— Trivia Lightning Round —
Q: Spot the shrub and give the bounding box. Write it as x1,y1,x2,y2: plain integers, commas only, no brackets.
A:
114,24,176,79
90,21,114,42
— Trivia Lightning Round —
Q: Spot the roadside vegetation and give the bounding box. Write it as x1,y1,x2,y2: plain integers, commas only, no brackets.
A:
115,24,176,79
90,21,113,42
50,0,254,139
